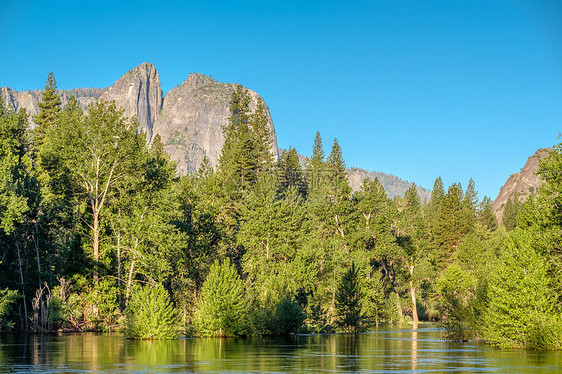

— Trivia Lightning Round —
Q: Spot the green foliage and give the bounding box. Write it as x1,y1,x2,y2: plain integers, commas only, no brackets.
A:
482,230,562,349
194,259,248,337
124,283,180,339
335,262,362,333
306,131,327,200
0,102,31,234
219,85,273,195
0,288,18,331
502,193,521,231
33,72,61,149
274,298,306,335
478,196,498,231
359,272,387,326
278,147,307,198
326,138,351,203
433,183,470,270
4,72,562,353
436,264,478,341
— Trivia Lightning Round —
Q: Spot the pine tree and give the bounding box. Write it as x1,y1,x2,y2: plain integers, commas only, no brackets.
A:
194,258,248,337
478,196,498,231
218,85,258,194
462,178,478,228
427,177,445,235
306,131,326,199
433,183,469,270
124,283,180,339
279,147,307,197
335,262,362,333
326,138,350,203
502,194,521,231
250,97,274,171
33,72,61,150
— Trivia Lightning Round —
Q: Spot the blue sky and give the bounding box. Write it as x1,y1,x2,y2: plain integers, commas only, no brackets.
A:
1,0,561,199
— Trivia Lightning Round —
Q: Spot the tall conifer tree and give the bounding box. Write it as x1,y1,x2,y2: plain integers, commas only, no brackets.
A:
33,72,61,150
326,138,350,203
306,131,327,200
250,97,274,171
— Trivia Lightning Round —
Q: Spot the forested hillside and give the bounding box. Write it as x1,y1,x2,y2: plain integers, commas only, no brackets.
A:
0,74,560,349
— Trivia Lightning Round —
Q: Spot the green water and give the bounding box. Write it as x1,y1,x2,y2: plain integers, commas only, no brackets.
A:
0,326,560,373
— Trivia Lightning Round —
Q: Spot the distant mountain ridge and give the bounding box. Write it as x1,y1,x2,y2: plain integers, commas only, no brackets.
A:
347,167,431,200
2,62,428,198
279,148,431,200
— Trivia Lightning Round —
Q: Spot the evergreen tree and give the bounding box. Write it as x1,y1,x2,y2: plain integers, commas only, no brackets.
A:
335,262,362,333
462,178,478,228
477,196,498,231
219,84,253,193
306,131,326,199
326,138,350,203
502,194,521,231
194,258,248,336
33,72,61,150
219,84,264,195
433,183,469,271
250,97,274,171
123,283,180,339
278,147,307,197
0,102,30,234
427,177,445,237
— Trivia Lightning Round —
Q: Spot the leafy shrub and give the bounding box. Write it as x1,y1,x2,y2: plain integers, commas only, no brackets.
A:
124,283,180,339
0,288,18,331
274,298,305,335
436,264,478,341
482,231,562,349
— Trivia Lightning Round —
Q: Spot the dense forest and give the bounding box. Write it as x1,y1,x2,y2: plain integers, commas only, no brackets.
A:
1,74,561,349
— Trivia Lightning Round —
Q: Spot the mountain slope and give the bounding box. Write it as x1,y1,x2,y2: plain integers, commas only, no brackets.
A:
2,63,427,197
492,148,549,223
153,72,278,174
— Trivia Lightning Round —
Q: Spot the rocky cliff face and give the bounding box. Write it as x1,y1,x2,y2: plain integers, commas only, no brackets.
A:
2,63,429,194
152,72,278,174
0,87,40,124
492,148,550,223
0,87,104,128
0,63,276,175
100,63,162,140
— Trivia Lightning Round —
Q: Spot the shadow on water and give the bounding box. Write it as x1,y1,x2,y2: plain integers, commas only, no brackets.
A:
0,325,561,373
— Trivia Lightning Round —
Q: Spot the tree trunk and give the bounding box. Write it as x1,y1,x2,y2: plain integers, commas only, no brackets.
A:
409,264,418,328
381,257,403,319
33,222,41,291
117,232,121,309
15,242,28,331
92,208,100,283
125,258,136,307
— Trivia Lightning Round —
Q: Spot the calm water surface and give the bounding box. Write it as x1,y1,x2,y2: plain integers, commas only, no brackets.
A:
0,326,560,373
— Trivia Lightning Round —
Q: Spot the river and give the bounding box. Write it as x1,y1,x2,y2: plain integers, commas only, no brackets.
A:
0,325,560,373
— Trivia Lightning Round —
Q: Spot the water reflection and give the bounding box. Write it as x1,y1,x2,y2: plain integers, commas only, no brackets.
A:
411,328,418,372
0,326,561,373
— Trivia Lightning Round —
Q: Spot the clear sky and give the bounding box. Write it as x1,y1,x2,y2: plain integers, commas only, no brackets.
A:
1,0,561,199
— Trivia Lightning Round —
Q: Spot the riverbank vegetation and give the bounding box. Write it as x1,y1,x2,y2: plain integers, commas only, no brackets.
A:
0,74,560,348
